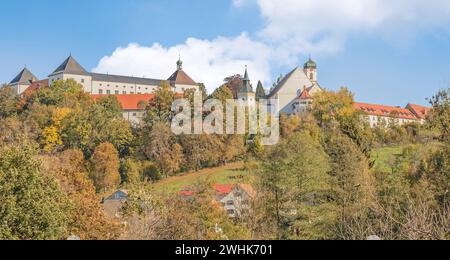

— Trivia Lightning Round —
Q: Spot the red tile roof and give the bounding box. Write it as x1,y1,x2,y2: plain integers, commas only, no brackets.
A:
179,190,195,197
354,102,418,120
406,103,432,119
214,184,234,196
22,79,49,96
91,94,155,110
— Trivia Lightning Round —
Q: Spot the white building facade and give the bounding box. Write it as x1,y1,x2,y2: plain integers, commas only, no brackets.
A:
10,55,200,96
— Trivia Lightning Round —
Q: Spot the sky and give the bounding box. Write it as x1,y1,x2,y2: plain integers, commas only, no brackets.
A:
1,0,450,106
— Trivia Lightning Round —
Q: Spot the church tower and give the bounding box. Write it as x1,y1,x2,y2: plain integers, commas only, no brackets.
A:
303,57,317,83
237,66,256,108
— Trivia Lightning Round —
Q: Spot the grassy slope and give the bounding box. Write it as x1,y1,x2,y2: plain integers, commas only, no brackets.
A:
371,146,404,172
151,162,249,194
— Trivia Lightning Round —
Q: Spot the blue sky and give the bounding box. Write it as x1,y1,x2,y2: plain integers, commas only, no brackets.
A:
1,0,450,106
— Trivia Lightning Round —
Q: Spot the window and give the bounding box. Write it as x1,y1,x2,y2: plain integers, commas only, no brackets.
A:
106,90,111,95
132,113,137,116
116,85,119,88
122,91,127,94
227,210,235,215
81,79,85,83
100,84,103,86
115,91,119,94
310,73,314,80
131,92,135,94
98,89,103,94
227,200,234,206
137,92,141,94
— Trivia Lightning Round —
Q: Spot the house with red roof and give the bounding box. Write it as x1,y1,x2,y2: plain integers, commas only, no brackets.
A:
180,184,257,218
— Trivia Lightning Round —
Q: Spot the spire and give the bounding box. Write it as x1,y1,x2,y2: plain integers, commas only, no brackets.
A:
243,65,249,81
177,56,183,71
240,65,254,93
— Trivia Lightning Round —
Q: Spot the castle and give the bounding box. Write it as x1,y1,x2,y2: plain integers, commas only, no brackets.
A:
7,56,431,126
9,55,200,96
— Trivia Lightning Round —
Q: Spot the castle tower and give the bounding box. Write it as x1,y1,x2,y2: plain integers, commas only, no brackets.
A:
237,66,256,108
303,57,317,83
9,67,38,95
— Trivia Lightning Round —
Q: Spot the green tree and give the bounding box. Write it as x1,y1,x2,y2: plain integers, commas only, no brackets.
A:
144,81,176,127
0,145,71,240
324,132,375,239
255,81,266,101
312,88,373,158
427,88,450,142
0,85,19,118
257,131,333,239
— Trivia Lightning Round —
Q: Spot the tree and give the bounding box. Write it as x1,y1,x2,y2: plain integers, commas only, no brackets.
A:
179,134,223,171
324,132,375,239
210,84,234,104
312,88,373,158
255,81,266,101
89,142,121,192
28,79,85,107
43,149,121,239
257,131,334,239
0,85,19,118
142,122,184,177
0,145,71,240
144,81,176,127
121,158,143,184
427,88,450,142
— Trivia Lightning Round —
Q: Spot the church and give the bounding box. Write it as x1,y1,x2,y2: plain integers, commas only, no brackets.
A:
265,58,431,126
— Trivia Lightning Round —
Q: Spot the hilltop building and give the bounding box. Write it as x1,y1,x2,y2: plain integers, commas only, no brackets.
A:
267,57,431,126
237,66,256,108
268,58,323,115
9,55,200,96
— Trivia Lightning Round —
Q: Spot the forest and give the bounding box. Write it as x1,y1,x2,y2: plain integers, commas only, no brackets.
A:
0,79,448,240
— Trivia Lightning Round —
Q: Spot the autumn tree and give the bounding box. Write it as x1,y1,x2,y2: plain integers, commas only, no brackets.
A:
142,122,184,177
43,149,121,239
89,142,121,192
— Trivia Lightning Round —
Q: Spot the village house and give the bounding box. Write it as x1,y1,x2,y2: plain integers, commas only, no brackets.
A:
180,184,257,218
101,189,128,219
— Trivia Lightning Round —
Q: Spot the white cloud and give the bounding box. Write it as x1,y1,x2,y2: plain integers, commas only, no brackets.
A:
237,0,450,56
93,34,271,93
94,0,450,93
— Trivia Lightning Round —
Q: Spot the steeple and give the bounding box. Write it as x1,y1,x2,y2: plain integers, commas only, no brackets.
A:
177,56,183,71
241,65,254,93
